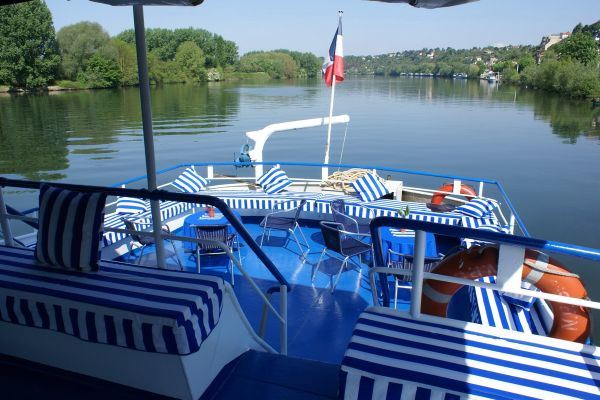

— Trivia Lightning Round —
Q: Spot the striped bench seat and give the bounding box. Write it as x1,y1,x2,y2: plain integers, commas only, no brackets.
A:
341,307,600,400
469,276,552,337
103,199,197,246
0,245,224,355
102,190,504,246
202,190,322,213
203,190,486,227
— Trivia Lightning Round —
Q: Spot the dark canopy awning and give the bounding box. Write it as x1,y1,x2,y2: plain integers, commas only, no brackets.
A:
370,0,478,8
0,0,477,7
0,0,203,5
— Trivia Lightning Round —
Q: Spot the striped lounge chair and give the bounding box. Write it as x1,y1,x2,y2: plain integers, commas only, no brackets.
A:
0,244,268,400
469,276,552,336
0,245,224,355
340,307,600,400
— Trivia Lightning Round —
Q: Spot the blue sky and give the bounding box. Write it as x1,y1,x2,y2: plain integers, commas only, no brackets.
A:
47,0,600,56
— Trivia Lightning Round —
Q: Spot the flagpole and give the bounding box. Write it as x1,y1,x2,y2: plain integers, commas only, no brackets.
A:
322,10,342,181
322,72,336,181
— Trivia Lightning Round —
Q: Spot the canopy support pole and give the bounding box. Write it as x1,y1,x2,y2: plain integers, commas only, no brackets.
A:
133,5,166,269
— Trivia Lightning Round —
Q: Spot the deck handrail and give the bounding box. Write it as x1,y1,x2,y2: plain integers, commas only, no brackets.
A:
0,177,291,354
0,177,289,289
369,216,600,309
107,160,528,236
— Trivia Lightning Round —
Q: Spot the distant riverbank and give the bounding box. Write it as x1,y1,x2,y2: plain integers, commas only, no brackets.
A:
0,72,286,94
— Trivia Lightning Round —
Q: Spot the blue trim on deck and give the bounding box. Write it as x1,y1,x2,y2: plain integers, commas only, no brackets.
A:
106,160,530,237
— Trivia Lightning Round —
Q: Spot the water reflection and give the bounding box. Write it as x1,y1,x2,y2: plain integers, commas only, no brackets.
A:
361,77,600,143
0,83,242,179
0,78,597,183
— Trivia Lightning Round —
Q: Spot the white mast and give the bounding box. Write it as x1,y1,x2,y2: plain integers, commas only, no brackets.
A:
322,10,343,181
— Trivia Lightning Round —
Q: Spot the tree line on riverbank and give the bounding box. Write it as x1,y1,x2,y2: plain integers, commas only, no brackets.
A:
0,1,321,90
346,21,600,98
0,1,598,99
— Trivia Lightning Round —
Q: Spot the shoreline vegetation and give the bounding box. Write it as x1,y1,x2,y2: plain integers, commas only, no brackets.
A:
0,1,598,99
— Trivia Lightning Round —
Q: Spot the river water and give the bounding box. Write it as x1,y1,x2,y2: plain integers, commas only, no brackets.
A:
1,77,599,302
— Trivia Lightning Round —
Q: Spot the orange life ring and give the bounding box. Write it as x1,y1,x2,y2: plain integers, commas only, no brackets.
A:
431,183,477,205
421,245,590,343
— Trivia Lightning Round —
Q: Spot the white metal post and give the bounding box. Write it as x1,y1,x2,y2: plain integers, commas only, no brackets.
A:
322,73,337,181
410,230,427,318
133,5,166,269
509,214,516,234
279,285,288,355
478,181,484,197
452,179,461,195
0,187,14,247
496,244,524,292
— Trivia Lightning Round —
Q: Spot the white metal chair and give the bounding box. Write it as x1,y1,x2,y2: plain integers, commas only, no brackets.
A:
121,218,182,269
387,248,442,308
192,224,239,284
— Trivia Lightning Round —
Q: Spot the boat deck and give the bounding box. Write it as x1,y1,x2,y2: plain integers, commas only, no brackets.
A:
122,216,411,364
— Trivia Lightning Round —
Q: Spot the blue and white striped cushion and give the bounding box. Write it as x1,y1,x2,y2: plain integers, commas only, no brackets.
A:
115,197,148,215
341,308,599,400
502,281,537,310
35,184,107,272
351,173,390,202
172,167,208,193
263,178,292,194
257,165,292,194
0,245,224,355
256,165,286,186
455,198,498,218
470,277,549,335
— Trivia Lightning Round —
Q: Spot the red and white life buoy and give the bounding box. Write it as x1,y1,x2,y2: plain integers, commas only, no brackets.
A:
421,245,590,343
430,183,477,205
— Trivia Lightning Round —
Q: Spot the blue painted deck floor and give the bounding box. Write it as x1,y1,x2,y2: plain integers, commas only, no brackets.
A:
126,217,411,364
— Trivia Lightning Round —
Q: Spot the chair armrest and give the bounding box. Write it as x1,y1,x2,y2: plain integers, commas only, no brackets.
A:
338,228,371,239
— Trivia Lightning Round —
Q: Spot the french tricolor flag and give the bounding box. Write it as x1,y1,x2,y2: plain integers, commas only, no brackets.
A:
322,17,344,87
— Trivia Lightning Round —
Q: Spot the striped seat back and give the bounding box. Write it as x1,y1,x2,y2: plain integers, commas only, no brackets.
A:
351,173,391,202
115,197,148,215
35,184,107,272
172,167,208,193
256,165,292,194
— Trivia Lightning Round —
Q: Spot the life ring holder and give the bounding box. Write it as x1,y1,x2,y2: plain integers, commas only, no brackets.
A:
430,182,477,205
421,245,590,343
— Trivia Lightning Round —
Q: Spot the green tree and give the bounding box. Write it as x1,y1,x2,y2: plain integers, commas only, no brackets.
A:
175,41,206,82
0,0,60,88
57,22,110,80
553,33,598,65
274,50,322,78
78,53,121,88
118,27,238,69
111,38,138,86
239,52,298,79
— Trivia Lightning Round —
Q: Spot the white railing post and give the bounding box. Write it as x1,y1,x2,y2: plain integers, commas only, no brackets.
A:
509,214,516,234
496,244,524,292
206,165,214,180
452,179,461,195
478,181,484,197
410,230,427,318
0,187,14,247
279,284,288,355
